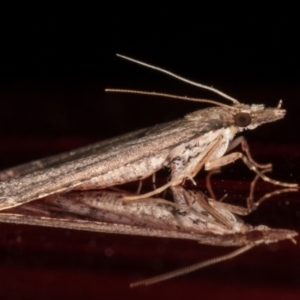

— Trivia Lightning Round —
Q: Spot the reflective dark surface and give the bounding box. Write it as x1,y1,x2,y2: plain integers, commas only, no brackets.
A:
0,139,300,299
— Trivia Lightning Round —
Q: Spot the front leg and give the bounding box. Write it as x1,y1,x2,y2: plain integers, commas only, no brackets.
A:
205,137,297,188
205,135,271,171
224,136,271,169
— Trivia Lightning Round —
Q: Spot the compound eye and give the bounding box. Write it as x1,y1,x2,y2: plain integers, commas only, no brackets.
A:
234,112,251,127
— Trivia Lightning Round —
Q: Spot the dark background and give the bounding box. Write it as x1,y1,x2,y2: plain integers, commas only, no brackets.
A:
0,4,300,300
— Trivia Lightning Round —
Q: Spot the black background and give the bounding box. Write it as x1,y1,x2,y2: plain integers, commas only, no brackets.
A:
0,4,300,299
1,5,299,149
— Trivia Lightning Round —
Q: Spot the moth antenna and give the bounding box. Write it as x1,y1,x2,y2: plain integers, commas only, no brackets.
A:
130,244,254,287
105,89,235,110
117,54,240,104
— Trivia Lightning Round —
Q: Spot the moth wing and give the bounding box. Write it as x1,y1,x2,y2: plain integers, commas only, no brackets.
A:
0,118,215,210
0,127,152,181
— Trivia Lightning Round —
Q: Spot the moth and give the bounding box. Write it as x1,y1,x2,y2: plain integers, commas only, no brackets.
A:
0,187,297,287
0,54,298,287
0,54,297,211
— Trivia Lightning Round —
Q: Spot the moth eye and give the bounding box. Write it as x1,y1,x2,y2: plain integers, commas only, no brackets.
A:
234,112,251,127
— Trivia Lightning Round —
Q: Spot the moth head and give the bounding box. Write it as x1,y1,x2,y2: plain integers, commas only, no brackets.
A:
247,225,297,245
233,100,286,130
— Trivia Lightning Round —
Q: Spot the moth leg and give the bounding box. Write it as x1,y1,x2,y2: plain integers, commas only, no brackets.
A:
207,136,277,200
150,172,166,198
124,136,224,201
205,151,297,188
207,169,297,216
136,180,143,194
171,186,233,229
152,172,166,198
203,134,274,198
152,172,157,191
123,180,177,201
207,185,298,216
206,169,221,200
246,168,298,213
205,170,257,215
225,136,271,170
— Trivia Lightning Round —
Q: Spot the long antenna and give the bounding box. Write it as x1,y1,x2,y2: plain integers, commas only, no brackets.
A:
105,89,234,110
117,54,240,104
